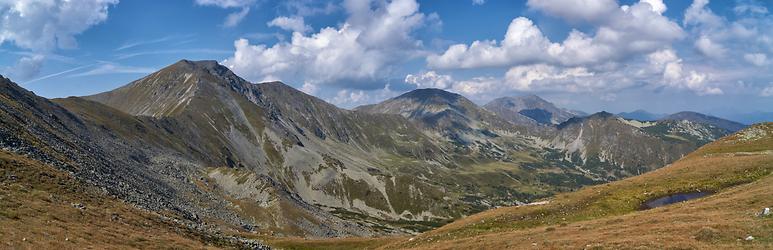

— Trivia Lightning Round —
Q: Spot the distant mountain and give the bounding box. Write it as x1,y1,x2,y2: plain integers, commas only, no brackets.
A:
721,111,773,125
549,112,729,179
484,95,582,125
361,91,728,181
356,88,513,131
617,109,666,121
660,111,746,132
356,89,536,147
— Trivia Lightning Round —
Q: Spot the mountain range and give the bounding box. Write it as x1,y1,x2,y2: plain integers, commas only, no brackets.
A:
617,110,747,132
0,60,759,246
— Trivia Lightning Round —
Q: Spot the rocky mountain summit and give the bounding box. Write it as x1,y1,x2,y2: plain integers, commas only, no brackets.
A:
0,60,739,241
661,111,746,132
484,95,585,125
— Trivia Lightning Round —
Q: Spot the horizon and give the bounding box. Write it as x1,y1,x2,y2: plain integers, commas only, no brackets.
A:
1,58,757,124
1,0,772,118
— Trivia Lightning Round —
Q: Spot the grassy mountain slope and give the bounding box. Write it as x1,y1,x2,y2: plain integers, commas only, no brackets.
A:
0,150,257,249
383,122,773,249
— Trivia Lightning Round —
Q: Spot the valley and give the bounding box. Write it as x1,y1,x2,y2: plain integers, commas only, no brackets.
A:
261,123,773,249
0,60,766,249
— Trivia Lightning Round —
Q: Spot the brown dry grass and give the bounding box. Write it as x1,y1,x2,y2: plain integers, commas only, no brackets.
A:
0,151,220,249
385,171,773,249
262,236,400,250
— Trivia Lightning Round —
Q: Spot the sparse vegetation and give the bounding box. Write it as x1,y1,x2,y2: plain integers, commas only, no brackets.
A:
0,151,224,248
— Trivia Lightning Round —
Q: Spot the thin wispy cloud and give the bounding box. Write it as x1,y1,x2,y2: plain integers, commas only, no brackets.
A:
68,63,156,77
23,63,99,85
114,48,233,60
114,34,196,51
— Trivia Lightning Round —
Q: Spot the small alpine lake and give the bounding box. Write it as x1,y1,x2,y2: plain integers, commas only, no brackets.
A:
639,191,713,210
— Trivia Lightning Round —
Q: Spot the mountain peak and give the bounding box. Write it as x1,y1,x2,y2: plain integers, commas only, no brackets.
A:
661,111,746,132
361,88,481,119
484,95,579,125
257,80,293,89
518,94,547,102
590,111,615,118
556,111,615,129
174,59,218,67
396,88,463,103
167,59,236,80
667,111,704,117
84,59,251,117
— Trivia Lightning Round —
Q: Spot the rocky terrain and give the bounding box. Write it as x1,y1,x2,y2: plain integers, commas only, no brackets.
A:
0,60,744,245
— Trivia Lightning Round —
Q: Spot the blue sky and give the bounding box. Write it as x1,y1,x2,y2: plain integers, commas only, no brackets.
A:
1,0,772,117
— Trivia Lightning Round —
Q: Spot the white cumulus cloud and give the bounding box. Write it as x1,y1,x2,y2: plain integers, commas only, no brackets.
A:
267,16,311,33
694,35,726,58
504,64,595,92
405,71,454,89
640,0,667,14
526,0,618,22
684,0,723,28
428,1,683,70
0,0,118,79
223,0,435,88
647,49,722,95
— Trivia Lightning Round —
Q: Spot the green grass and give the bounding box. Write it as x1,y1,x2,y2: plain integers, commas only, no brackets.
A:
391,123,773,248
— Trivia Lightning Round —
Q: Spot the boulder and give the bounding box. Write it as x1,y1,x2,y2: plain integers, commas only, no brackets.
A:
759,207,770,217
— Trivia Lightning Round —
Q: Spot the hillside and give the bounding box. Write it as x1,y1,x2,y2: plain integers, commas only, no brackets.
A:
547,112,728,180
382,123,773,249
81,61,473,235
0,150,264,249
